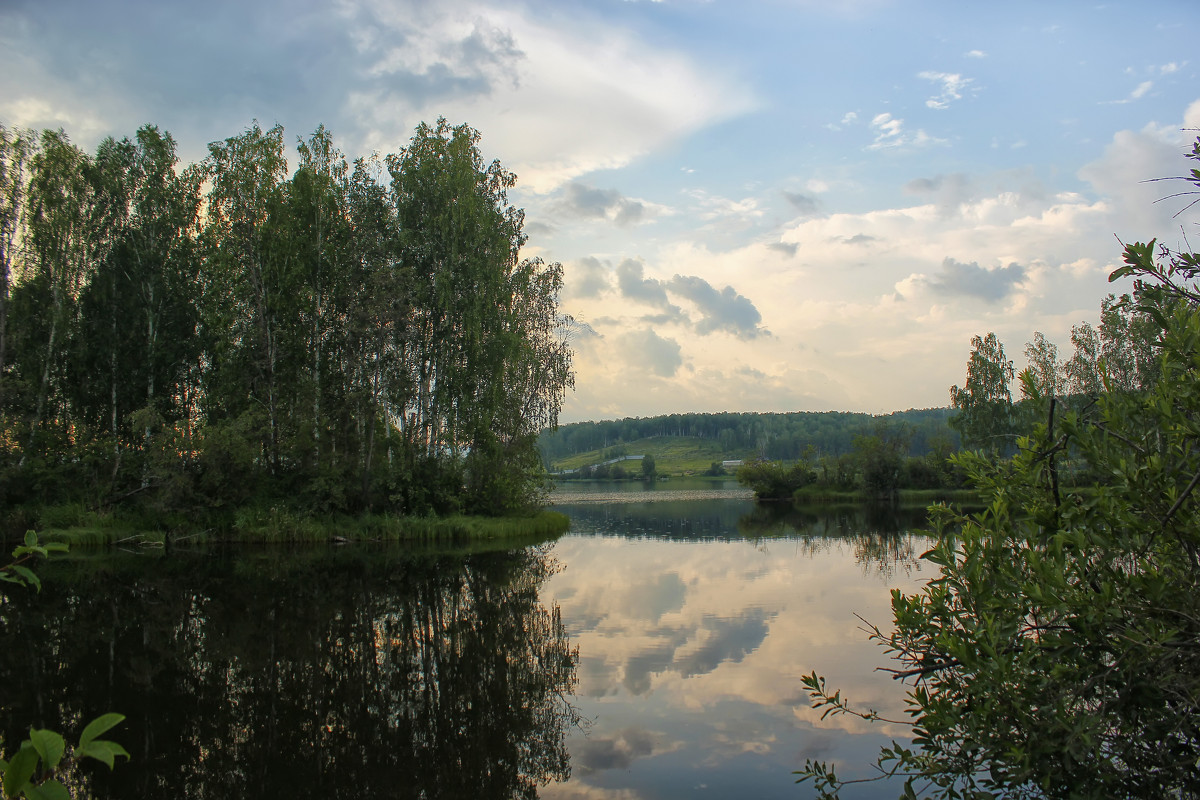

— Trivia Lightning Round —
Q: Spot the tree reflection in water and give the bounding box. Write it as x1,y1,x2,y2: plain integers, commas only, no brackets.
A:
0,544,579,799
737,502,933,578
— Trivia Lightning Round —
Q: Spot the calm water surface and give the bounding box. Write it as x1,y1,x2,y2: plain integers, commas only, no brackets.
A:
0,483,934,798
545,481,932,799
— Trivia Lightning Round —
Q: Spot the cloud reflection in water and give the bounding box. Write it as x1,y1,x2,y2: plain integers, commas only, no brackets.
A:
544,499,932,799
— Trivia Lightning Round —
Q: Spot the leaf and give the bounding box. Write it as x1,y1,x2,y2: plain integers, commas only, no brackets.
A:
2,745,38,798
79,714,125,748
23,530,37,548
10,565,40,592
28,729,65,770
74,740,130,770
24,780,70,800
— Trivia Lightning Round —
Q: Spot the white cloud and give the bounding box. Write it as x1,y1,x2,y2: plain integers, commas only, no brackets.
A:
685,189,765,225
1107,80,1155,105
964,49,987,59
866,113,945,150
558,99,1200,421
869,112,903,146
552,182,672,226
919,70,975,110
342,0,754,192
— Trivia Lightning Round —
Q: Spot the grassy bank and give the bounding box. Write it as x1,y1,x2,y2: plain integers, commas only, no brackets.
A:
3,503,571,547
549,435,753,476
789,486,984,506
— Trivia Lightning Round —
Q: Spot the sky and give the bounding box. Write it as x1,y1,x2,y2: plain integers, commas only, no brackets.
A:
3,0,1199,423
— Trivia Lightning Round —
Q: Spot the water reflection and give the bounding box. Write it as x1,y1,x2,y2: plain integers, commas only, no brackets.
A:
546,496,934,799
738,502,931,579
2,495,937,800
0,546,578,799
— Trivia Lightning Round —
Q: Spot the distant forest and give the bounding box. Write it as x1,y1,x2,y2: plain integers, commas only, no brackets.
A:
537,408,958,463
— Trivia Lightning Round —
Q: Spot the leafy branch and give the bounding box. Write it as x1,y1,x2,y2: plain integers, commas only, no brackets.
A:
0,533,130,799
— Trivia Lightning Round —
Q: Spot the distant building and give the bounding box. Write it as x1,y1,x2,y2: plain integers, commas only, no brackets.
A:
722,460,744,468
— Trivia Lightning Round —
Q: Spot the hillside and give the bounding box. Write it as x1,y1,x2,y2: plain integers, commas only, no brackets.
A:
547,435,757,477
538,409,958,473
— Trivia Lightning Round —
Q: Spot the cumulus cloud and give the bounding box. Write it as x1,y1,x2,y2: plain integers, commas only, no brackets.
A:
343,0,754,191
904,172,976,215
612,260,766,337
1078,107,1200,237
673,610,771,677
616,260,682,318
841,233,876,245
919,70,975,109
569,256,614,299
359,14,525,98
686,189,765,225
965,49,987,58
553,182,661,226
667,275,768,339
906,258,1027,302
3,0,753,190
616,329,683,378
767,241,799,257
782,190,821,217
574,727,658,774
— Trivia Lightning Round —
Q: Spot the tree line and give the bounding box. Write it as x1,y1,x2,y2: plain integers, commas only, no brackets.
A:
949,287,1162,456
0,119,573,522
538,408,959,464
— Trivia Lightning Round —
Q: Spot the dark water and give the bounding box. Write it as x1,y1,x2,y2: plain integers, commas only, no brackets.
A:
0,489,935,798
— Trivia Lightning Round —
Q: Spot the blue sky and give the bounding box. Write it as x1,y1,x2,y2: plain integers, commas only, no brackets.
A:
3,0,1198,422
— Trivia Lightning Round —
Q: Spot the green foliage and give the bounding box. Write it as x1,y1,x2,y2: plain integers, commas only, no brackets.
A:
1,535,128,798
0,530,67,591
852,427,909,502
640,453,656,479
1,716,130,799
735,423,962,500
0,118,572,519
736,458,815,499
949,332,1014,453
797,203,1200,795
541,408,959,466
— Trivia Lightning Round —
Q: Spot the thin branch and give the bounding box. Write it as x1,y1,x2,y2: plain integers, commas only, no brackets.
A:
879,658,962,680
1162,465,1200,527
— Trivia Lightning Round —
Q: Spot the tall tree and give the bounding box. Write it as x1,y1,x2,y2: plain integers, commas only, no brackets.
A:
949,332,1014,452
0,125,36,407
19,130,97,456
202,121,289,472
1022,331,1062,399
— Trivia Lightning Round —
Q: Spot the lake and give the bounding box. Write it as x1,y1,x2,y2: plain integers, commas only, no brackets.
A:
0,481,934,798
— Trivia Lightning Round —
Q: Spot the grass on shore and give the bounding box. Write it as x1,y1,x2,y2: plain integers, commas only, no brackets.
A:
789,487,984,506
5,502,571,548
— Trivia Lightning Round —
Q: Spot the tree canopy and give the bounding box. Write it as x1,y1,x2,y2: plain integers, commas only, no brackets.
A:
0,118,573,520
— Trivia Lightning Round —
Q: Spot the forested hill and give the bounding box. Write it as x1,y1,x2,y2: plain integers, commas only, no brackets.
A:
538,408,958,464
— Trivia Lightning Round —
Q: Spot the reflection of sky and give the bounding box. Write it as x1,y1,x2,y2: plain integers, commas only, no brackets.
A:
542,503,932,799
